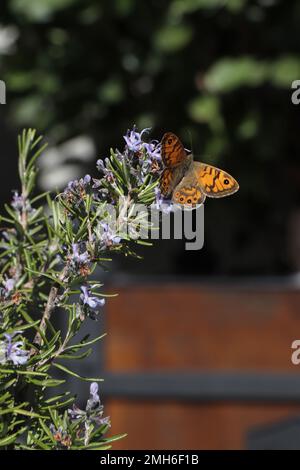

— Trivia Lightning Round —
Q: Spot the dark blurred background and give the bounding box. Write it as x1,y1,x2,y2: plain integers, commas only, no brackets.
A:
1,0,300,450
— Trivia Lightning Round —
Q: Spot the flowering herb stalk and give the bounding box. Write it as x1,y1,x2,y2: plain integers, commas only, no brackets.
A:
0,127,161,449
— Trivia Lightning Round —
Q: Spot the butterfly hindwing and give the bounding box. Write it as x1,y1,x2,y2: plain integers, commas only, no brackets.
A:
195,162,239,198
172,166,206,207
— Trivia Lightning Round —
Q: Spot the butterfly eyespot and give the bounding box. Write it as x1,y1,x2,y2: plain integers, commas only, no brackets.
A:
180,197,184,202
223,179,230,185
187,198,192,204
193,197,197,202
167,138,173,145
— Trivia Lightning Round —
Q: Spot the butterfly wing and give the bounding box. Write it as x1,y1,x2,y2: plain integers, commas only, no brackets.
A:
172,165,206,207
161,132,188,168
160,169,175,197
195,162,239,198
160,167,185,197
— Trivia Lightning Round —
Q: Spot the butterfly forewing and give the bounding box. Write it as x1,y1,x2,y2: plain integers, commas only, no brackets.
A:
161,132,188,168
195,162,239,198
160,168,175,197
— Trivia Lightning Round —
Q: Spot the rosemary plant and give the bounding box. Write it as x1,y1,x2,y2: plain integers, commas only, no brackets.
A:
0,127,162,449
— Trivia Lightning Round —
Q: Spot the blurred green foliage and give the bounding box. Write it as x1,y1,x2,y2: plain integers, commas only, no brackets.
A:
0,0,299,275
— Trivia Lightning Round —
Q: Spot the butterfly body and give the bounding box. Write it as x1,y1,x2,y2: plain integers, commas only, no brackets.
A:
160,132,239,207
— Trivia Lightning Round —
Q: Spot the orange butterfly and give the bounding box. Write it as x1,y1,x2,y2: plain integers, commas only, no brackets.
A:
160,132,239,207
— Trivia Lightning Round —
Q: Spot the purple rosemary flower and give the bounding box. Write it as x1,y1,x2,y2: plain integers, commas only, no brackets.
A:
68,382,110,446
11,191,24,211
153,186,164,210
86,382,100,411
67,174,91,192
82,174,91,185
92,178,101,189
0,332,29,366
99,222,121,248
124,128,143,152
11,191,32,213
0,277,16,301
144,141,161,161
3,278,15,293
96,159,106,173
66,180,76,191
123,127,151,152
71,243,90,265
76,174,91,187
68,243,91,277
152,186,173,214
96,159,115,184
80,285,105,319
68,404,86,421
